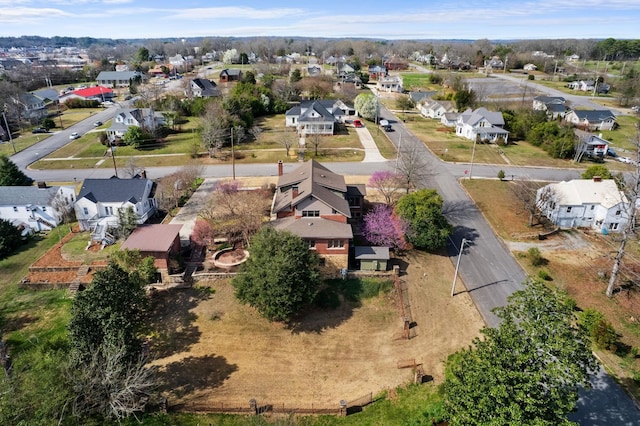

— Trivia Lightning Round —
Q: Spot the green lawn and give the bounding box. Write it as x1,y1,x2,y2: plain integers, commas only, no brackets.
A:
60,231,121,264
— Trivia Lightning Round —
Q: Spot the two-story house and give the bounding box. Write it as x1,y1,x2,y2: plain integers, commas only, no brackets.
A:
536,178,628,232
285,100,346,135
14,93,47,124
188,78,220,98
455,107,509,143
106,108,165,142
0,184,76,234
532,96,567,119
74,177,158,243
419,100,456,119
270,160,365,275
376,76,403,93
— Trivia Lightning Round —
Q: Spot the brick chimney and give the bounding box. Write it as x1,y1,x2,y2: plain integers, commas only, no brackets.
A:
593,176,602,182
141,170,147,179
277,160,283,176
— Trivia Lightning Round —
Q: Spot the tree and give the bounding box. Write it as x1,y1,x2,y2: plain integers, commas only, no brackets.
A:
122,126,151,149
395,189,451,250
368,170,404,205
68,262,148,366
453,83,476,110
0,155,33,186
232,227,320,322
354,93,377,121
581,164,612,180
117,206,138,238
0,218,24,259
277,129,297,156
135,47,150,63
395,141,431,193
110,249,158,285
290,69,302,83
510,178,546,227
395,95,415,120
309,132,323,156
363,204,408,250
190,219,216,247
444,279,597,426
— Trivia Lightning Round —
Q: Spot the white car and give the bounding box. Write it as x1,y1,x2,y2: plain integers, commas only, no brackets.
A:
618,156,635,165
69,132,80,140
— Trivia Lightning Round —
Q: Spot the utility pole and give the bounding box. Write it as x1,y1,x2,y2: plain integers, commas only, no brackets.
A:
452,238,468,296
110,144,118,178
1,110,15,153
231,127,236,180
469,136,478,179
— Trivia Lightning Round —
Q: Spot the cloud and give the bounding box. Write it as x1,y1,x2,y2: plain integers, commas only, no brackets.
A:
170,6,305,20
0,7,69,24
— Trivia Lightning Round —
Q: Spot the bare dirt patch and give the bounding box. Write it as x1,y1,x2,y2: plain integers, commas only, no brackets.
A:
148,250,484,409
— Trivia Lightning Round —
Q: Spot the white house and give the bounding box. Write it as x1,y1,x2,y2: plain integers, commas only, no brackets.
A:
532,96,567,119
536,178,629,232
0,185,76,234
455,107,509,143
285,100,346,135
106,108,165,142
74,177,158,243
96,71,142,88
376,76,403,93
564,109,617,131
419,100,455,119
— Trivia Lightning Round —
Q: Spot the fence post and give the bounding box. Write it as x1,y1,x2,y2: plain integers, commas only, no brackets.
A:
339,399,347,416
249,398,257,415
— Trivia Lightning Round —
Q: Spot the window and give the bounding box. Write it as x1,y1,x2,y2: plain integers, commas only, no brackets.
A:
83,207,88,215
105,206,114,215
590,205,595,210
328,239,344,249
308,240,316,249
348,196,360,206
566,207,572,213
302,210,320,217
615,210,621,216
13,206,18,212
318,258,326,266
42,206,47,212
610,223,619,230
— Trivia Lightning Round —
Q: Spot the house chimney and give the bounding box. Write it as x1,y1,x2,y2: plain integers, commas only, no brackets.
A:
141,170,147,179
36,181,47,189
593,176,602,182
277,160,283,176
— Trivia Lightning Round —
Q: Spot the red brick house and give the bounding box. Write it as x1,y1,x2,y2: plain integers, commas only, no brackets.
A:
219,68,242,83
270,160,365,275
383,56,408,71
120,224,182,274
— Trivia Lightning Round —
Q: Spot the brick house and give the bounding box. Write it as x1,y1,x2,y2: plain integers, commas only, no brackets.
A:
120,224,182,275
270,160,365,275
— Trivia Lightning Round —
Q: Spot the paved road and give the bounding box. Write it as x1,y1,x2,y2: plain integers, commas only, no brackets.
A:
11,93,640,423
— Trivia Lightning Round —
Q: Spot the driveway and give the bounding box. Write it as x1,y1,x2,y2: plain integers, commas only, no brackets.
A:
169,177,218,245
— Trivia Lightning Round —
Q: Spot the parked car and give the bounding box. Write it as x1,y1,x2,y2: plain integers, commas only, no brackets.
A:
607,147,618,157
101,101,114,106
618,156,635,165
379,119,392,131
353,119,364,128
632,106,640,113
69,132,80,140
31,127,49,134
93,121,103,127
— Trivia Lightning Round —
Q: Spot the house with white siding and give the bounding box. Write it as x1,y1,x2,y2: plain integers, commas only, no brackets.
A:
536,178,628,232
0,185,76,234
455,107,509,143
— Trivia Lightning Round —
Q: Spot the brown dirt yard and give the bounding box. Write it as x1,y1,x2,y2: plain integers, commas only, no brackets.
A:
147,249,484,409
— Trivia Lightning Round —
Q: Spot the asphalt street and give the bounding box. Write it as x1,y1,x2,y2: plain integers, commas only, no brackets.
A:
9,91,640,424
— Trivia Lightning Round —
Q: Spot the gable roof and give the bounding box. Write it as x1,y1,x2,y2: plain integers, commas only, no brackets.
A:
270,216,353,240
0,185,64,206
120,224,182,252
459,107,505,126
549,179,626,209
31,88,59,102
534,95,565,104
569,109,616,122
77,177,151,204
72,86,113,99
191,78,220,96
97,71,141,80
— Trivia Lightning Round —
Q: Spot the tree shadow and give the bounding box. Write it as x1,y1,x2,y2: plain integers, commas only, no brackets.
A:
442,199,480,222
448,225,480,255
156,354,238,398
147,287,212,359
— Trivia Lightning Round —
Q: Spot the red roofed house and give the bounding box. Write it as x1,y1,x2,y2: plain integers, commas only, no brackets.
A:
120,224,182,275
59,86,114,104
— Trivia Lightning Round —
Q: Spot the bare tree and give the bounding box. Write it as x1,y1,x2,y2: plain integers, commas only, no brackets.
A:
277,129,297,156
67,343,157,421
511,178,547,227
200,101,232,157
309,132,323,156
395,141,432,193
607,124,640,297
123,158,143,178
249,126,262,144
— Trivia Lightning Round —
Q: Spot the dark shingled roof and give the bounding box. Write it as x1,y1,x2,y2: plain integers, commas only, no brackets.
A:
0,185,63,206
78,177,151,204
354,246,390,260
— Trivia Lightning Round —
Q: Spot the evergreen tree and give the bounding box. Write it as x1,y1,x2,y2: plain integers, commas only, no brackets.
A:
0,155,33,186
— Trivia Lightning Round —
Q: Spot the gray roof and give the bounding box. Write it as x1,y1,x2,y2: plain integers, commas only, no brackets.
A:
221,68,242,76
0,185,63,206
97,71,141,81
271,217,353,239
32,88,59,102
354,246,390,260
77,177,151,204
546,103,567,113
534,95,565,104
570,109,616,122
410,91,436,103
191,78,220,97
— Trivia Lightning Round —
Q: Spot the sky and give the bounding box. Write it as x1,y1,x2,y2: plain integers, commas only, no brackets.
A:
1,0,639,41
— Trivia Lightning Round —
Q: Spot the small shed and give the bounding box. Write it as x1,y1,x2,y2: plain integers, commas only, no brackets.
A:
355,246,390,271
120,224,182,272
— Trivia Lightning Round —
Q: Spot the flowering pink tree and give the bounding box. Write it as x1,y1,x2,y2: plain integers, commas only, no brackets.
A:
363,204,408,250
368,170,405,205
190,219,216,248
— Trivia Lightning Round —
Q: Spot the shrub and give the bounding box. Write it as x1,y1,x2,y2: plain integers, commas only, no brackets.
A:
578,308,605,334
528,74,535,81
497,170,506,180
537,269,552,281
527,247,546,266
591,319,618,351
